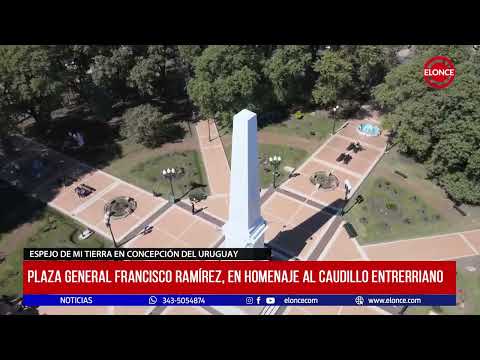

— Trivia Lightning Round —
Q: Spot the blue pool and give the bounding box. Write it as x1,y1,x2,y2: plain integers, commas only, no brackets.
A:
357,123,381,137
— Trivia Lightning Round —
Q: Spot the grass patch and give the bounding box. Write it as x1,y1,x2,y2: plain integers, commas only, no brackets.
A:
345,177,445,244
405,265,480,315
224,143,308,189
260,111,345,141
0,208,106,297
109,150,208,200
345,148,480,244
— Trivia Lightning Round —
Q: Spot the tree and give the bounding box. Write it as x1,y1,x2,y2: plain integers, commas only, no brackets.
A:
53,45,110,102
90,46,137,101
177,45,204,77
0,101,16,152
264,45,313,105
128,45,178,98
0,45,65,131
374,45,473,111
120,104,180,148
311,50,353,107
349,45,398,97
128,56,162,97
374,46,480,204
187,45,267,126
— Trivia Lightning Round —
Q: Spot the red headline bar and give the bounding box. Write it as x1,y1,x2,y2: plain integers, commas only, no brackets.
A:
23,260,456,295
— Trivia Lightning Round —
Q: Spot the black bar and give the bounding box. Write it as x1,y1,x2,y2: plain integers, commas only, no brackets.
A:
23,248,272,261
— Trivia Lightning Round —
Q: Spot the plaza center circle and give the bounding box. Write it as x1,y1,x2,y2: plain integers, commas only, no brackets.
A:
104,196,138,220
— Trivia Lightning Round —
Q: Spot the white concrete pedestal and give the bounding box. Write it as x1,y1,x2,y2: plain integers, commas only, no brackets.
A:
223,109,267,248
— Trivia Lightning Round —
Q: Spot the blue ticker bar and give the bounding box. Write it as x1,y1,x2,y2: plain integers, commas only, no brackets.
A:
23,294,456,307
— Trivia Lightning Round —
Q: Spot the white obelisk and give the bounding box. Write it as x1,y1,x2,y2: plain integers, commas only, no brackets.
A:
223,109,267,248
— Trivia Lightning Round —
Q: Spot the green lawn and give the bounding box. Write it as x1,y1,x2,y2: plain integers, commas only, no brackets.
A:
0,208,107,297
405,265,480,315
225,143,308,189
106,148,209,201
344,149,480,244
260,111,346,142
345,177,446,244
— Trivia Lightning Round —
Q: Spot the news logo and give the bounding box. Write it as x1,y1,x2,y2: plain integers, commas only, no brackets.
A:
423,56,456,89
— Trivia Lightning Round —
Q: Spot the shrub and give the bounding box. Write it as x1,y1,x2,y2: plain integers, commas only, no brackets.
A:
189,188,207,203
385,202,398,211
120,104,183,148
337,99,361,118
295,111,304,119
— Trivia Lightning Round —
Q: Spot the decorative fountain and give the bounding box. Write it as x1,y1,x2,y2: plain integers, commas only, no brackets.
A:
357,123,381,137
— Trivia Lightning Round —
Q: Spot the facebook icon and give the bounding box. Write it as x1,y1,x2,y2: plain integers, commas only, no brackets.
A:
256,296,261,304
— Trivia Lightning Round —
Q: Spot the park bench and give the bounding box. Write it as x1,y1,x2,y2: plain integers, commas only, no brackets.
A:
81,183,96,193
453,205,468,216
343,223,358,238
394,170,408,179
347,142,363,153
343,154,352,164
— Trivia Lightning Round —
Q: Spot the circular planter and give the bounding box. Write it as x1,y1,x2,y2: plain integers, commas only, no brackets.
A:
309,171,339,191
104,196,137,220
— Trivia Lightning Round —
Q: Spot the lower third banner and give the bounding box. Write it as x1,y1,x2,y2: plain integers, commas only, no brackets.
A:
22,294,456,307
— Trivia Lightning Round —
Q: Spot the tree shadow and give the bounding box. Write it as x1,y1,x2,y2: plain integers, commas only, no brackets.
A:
356,107,372,120
268,198,344,259
0,179,47,237
23,113,123,169
177,182,208,200
257,109,290,130
0,133,110,227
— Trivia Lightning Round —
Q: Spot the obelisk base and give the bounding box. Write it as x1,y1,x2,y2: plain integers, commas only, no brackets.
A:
222,220,267,248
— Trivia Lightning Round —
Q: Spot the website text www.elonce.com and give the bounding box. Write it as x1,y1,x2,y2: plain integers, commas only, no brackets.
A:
366,297,422,305
281,296,423,306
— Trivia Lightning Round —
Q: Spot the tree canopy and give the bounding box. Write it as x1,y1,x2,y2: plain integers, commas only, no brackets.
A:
374,45,480,204
187,45,267,126
264,45,313,106
0,43,477,205
120,104,180,148
0,45,65,129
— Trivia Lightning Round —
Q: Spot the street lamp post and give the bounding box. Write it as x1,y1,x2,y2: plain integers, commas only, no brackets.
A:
344,179,352,201
332,105,340,135
162,168,176,203
269,155,282,189
104,211,118,248
208,117,211,142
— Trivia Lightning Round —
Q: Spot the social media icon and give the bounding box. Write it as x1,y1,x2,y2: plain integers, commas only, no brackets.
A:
256,296,261,304
246,297,254,305
148,296,158,305
266,297,275,305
